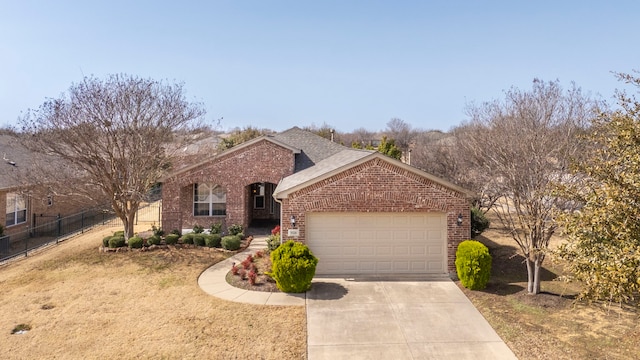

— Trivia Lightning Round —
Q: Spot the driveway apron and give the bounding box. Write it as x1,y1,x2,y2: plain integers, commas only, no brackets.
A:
306,277,517,360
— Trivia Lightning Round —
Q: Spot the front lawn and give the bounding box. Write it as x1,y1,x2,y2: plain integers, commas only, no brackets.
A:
0,227,306,359
463,224,640,360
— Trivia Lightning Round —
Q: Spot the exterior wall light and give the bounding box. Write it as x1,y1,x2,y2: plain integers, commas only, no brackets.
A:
457,213,463,226
290,215,296,228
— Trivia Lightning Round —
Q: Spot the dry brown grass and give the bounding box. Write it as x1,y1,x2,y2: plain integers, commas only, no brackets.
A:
463,218,640,360
0,226,306,360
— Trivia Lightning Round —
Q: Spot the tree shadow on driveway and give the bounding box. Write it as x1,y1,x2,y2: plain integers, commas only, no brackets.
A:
307,281,349,300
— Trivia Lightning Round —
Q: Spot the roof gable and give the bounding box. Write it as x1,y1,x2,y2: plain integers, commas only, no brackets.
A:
166,135,300,179
273,152,474,199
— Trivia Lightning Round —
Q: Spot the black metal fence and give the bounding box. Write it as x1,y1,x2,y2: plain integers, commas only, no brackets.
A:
0,201,161,262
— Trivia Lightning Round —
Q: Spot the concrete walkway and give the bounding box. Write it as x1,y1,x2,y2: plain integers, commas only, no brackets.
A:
197,236,306,306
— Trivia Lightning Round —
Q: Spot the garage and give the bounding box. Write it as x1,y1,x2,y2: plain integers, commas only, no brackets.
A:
306,212,447,275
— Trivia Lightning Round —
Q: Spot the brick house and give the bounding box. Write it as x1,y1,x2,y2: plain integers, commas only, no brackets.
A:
161,127,472,276
0,134,93,241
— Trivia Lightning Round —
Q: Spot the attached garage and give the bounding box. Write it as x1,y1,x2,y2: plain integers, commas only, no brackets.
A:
306,212,447,275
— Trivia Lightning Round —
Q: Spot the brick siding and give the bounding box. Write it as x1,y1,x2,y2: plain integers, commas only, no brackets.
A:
279,157,470,275
161,140,295,232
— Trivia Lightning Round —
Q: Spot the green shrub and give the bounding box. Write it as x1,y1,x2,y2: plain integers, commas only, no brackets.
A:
181,233,195,245
165,233,179,245
113,230,124,237
128,236,143,249
152,224,164,237
455,240,492,290
210,223,223,235
205,234,222,248
102,236,112,248
192,224,205,234
228,224,243,236
221,235,241,250
147,234,161,246
266,234,281,252
471,207,490,236
193,234,206,247
108,236,126,248
170,229,181,236
269,240,318,293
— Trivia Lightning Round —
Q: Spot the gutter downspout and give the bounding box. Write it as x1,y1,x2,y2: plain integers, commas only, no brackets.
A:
273,196,284,245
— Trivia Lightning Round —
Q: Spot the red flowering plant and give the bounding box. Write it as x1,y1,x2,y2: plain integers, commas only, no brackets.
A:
266,225,281,252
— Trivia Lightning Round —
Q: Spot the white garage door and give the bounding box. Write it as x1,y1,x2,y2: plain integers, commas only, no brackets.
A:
306,212,447,275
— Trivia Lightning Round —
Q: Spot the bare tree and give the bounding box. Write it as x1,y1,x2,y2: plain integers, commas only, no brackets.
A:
462,79,598,294
385,118,416,152
20,74,207,240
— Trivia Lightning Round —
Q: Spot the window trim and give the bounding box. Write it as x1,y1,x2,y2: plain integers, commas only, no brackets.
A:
6,192,27,227
193,183,226,217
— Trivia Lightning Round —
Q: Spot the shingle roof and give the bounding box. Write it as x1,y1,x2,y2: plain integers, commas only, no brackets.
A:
271,127,347,171
0,135,38,190
274,148,375,197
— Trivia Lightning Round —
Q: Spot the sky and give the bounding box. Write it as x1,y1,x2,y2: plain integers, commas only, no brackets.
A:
1,1,639,133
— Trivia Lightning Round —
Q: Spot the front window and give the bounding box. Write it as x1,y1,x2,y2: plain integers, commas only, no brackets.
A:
6,192,27,226
194,184,226,216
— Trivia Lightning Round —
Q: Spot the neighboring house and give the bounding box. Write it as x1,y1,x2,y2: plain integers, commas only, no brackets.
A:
161,127,472,276
0,134,91,241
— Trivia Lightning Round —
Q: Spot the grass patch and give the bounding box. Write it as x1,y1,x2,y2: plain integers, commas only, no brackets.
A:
462,219,640,360
0,226,306,359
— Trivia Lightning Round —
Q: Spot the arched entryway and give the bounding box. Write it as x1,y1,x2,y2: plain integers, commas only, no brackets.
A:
245,182,280,229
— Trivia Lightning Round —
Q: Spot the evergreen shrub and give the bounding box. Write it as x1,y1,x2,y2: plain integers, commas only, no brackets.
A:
455,240,492,290
269,240,318,293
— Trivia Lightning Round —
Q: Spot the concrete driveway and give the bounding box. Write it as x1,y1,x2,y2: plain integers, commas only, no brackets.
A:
306,277,517,360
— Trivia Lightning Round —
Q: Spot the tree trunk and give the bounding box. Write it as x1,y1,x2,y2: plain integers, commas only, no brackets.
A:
525,257,542,295
120,203,138,240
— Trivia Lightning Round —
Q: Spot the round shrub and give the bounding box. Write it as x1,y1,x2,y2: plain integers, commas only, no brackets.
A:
165,233,179,245
269,240,318,293
113,230,125,237
221,235,241,250
108,236,126,248
193,234,206,247
102,236,112,248
228,224,243,236
471,207,490,236
455,240,492,290
147,234,161,246
205,234,222,248
181,233,195,245
128,236,143,249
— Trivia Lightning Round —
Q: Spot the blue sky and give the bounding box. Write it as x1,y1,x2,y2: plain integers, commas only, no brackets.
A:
1,1,638,132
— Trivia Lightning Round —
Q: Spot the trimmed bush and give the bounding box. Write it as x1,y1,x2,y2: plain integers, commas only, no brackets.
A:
147,234,161,246
210,223,222,235
228,224,243,236
192,224,205,234
181,233,195,245
170,229,181,236
205,234,222,248
108,236,126,248
128,236,143,249
455,240,492,290
193,234,206,247
221,235,241,250
113,230,124,237
269,240,318,293
165,233,179,245
471,207,490,236
102,236,112,248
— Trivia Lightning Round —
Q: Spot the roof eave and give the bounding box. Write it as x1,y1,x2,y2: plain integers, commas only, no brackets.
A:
273,152,475,200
